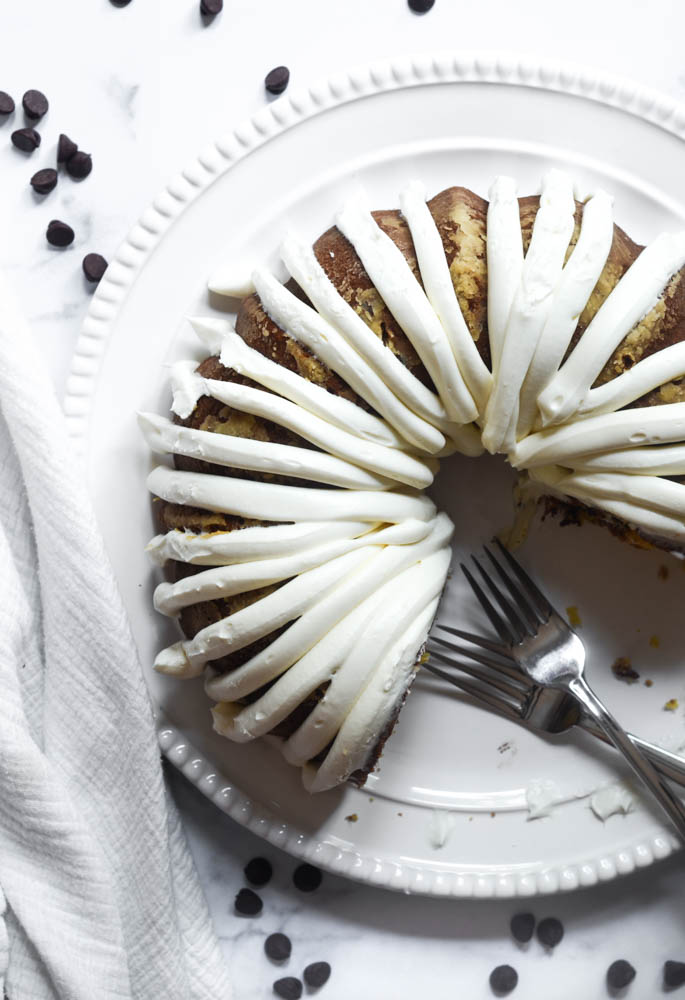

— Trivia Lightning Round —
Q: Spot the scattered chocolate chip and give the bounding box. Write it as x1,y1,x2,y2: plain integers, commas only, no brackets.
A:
607,960,636,990
489,965,518,995
510,912,535,944
82,253,108,284
273,977,302,999
244,857,273,887
664,961,685,989
292,863,322,893
66,151,92,179
0,91,15,115
303,962,331,988
11,127,41,152
57,133,78,163
234,887,263,916
46,220,75,248
265,66,290,96
30,168,57,195
22,89,49,120
200,0,223,14
265,933,291,962
536,917,564,949
110,0,133,5
408,0,435,11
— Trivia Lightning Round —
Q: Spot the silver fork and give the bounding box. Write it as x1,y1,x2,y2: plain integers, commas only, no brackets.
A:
424,628,685,789
451,538,685,839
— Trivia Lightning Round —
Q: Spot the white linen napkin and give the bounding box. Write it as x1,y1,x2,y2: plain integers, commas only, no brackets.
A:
0,270,233,1000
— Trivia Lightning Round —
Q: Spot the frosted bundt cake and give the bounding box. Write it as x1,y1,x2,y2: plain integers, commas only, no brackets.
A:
141,170,685,792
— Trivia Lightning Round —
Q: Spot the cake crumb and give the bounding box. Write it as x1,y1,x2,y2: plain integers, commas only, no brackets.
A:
397,812,403,817
645,679,654,687
420,651,430,664
649,635,660,648
344,813,358,823
664,699,679,712
368,796,374,802
611,657,640,684
566,605,582,627
490,811,496,818
658,564,670,580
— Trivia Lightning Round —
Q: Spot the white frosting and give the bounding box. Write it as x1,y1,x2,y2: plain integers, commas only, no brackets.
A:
177,374,436,489
486,176,524,375
279,234,450,441
335,193,478,424
191,317,410,450
139,412,394,491
511,402,685,469
517,191,614,437
153,519,432,616
148,465,436,524
144,170,685,791
145,520,376,566
253,266,449,454
482,171,576,453
538,230,685,426
399,180,493,411
198,513,452,694
577,341,685,419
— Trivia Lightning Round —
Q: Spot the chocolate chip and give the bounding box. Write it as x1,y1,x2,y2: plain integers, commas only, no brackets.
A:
292,863,322,893
303,962,331,988
265,66,290,96
265,933,291,962
536,917,564,949
408,0,435,11
664,961,685,989
57,133,78,163
607,960,636,990
510,912,535,943
273,977,302,999
110,0,133,5
30,168,57,195
46,220,74,248
22,89,49,120
0,92,14,115
244,857,273,887
11,128,41,152
82,253,108,284
66,151,92,179
234,887,263,916
200,0,223,14
489,965,518,995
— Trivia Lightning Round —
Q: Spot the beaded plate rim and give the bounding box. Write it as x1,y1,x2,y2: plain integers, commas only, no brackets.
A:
65,51,685,897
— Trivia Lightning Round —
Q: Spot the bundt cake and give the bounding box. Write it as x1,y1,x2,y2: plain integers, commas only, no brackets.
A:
140,170,685,792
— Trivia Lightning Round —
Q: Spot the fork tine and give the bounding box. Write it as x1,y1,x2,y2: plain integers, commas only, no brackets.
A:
471,555,530,642
461,561,517,644
422,662,520,721
435,624,510,657
493,537,553,621
428,636,532,687
426,646,528,701
483,544,542,632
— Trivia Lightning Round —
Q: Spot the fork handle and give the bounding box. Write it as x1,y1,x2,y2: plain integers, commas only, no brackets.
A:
569,676,685,839
579,717,685,789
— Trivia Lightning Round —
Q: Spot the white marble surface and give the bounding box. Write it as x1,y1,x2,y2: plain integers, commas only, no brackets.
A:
3,0,685,996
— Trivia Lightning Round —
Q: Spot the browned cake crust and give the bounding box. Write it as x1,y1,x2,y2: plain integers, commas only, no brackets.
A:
153,185,685,784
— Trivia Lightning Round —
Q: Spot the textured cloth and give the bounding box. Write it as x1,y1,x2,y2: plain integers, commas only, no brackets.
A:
0,271,232,999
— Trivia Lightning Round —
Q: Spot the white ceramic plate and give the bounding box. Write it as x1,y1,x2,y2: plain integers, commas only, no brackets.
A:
66,53,685,898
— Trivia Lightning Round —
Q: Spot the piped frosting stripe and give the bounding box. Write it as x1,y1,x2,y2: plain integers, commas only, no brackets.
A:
482,170,576,453
335,194,478,424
